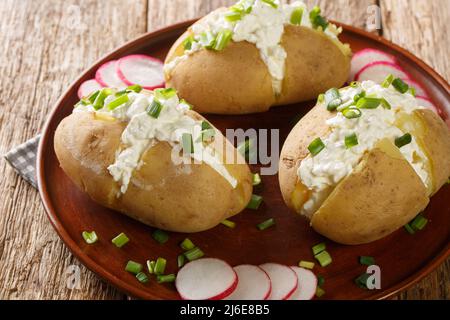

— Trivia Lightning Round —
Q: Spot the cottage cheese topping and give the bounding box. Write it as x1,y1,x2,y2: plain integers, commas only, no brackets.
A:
75,90,237,194
298,81,430,218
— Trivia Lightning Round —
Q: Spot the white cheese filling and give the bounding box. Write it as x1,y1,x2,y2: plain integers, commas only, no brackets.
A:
298,81,430,218
75,91,237,194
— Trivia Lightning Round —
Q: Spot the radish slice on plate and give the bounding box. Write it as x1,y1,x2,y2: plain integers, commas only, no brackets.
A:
288,267,318,300
350,48,397,81
95,60,127,88
116,54,165,90
176,258,238,300
77,79,103,99
259,263,298,300
355,61,410,83
416,95,439,114
224,265,271,300
401,78,427,98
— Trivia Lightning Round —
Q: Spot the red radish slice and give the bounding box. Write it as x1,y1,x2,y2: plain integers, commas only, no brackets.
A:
355,61,410,83
116,54,165,90
224,265,271,300
176,258,238,300
259,263,298,300
416,95,439,114
401,78,427,97
95,60,127,88
350,48,397,81
288,267,318,300
77,79,103,99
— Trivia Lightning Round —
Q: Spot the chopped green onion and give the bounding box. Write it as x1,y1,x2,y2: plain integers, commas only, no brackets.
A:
213,29,233,51
290,7,304,25
111,232,129,248
356,97,381,109
146,99,163,118
180,238,195,251
201,129,216,142
184,247,205,261
257,218,275,231
392,78,409,94
395,133,412,148
316,287,326,297
354,273,370,289
252,173,262,186
312,242,326,255
353,90,366,102
314,250,332,267
198,30,216,49
125,260,143,274
342,107,362,119
308,138,325,156
75,98,90,108
225,9,243,22
234,0,254,14
82,231,98,244
177,254,186,268
180,99,193,110
146,260,155,274
317,275,325,287
350,81,359,88
154,257,167,275
183,35,195,51
404,223,416,235
127,84,142,93
246,194,263,210
221,219,236,228
88,90,100,103
261,0,278,9
408,87,416,97
155,87,177,100
411,214,428,231
317,93,325,104
107,93,129,110
152,229,169,244
157,274,176,283
325,88,340,104
359,256,375,266
93,88,113,110
201,120,213,130
327,98,342,111
381,74,394,88
380,98,391,109
299,260,315,270
136,272,149,283
309,6,328,30
182,133,194,154
345,133,359,149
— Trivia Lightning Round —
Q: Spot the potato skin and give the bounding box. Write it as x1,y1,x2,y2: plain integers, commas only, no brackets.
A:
165,22,350,115
54,112,253,233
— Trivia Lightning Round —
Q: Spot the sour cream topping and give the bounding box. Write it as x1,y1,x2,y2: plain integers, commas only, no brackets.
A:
298,80,430,218
74,90,237,194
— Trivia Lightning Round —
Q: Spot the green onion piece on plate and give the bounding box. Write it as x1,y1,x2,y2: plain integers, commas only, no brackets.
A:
298,261,315,270
107,93,129,110
356,97,381,109
308,137,325,156
317,275,325,287
392,78,409,93
147,99,163,118
184,247,205,261
314,250,332,267
88,90,100,103
221,219,236,228
180,238,195,251
127,84,142,93
257,218,275,231
381,74,394,88
152,229,169,244
395,133,412,148
246,194,263,210
225,9,243,22
154,257,167,275
182,133,194,154
316,287,326,298
155,87,177,100
290,7,304,25
354,273,370,289
312,242,326,255
252,173,262,186
359,256,375,266
135,272,149,283
82,231,98,244
93,88,113,110
177,254,186,268
342,107,362,119
146,260,155,274
345,133,359,149
111,232,129,248
411,214,428,231
125,260,143,274
404,223,416,235
157,274,176,283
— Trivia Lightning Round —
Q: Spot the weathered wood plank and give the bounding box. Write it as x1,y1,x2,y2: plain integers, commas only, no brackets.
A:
0,0,148,299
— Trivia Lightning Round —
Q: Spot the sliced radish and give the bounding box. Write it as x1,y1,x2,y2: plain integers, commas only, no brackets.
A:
288,267,318,300
355,61,410,83
350,48,397,81
259,263,298,300
176,258,238,300
77,79,103,99
401,78,427,98
95,60,127,88
116,54,165,90
224,265,271,300
416,95,439,114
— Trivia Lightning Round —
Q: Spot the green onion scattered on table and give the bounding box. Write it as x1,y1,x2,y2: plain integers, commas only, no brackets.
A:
252,173,262,186
82,231,98,244
152,229,169,244
157,274,176,283
125,260,143,274
257,218,275,231
184,247,205,261
177,254,186,268
359,256,375,266
246,194,263,210
154,257,167,275
221,219,236,229
315,250,332,267
180,238,195,251
111,232,129,248
136,272,149,283
410,214,428,231
404,223,416,235
308,138,325,156
298,261,315,270
312,242,326,255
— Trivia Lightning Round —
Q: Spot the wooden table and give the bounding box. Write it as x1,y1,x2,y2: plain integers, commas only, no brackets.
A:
0,0,448,300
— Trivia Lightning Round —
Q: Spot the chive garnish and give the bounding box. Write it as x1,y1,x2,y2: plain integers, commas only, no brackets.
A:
317,275,325,287
309,6,328,30
201,129,216,143
252,173,262,186
298,261,315,270
316,287,326,298
147,99,163,118
221,219,236,228
380,98,391,109
152,229,169,244
356,97,381,109
410,214,428,231
93,88,112,110
177,254,186,268
246,194,263,210
184,247,205,261
314,250,332,267
125,260,143,274
342,107,362,119
154,257,167,275
290,7,304,25
308,138,325,156
257,218,275,231
199,30,216,49
182,133,194,154
381,74,394,88
82,231,98,244
213,29,233,51
392,78,409,94
353,90,366,102
155,87,177,100
136,272,149,283
324,88,340,104
261,0,278,9
88,90,100,103
345,133,359,149
225,9,243,22
359,256,375,266
327,98,342,111
237,138,255,162
317,93,325,104
146,260,155,274
350,81,359,88
404,223,416,235
180,238,195,251
312,242,326,255
355,273,370,289
395,133,412,148
111,232,129,248
157,274,176,283
127,84,142,93
183,35,195,51
408,87,416,97
107,93,129,110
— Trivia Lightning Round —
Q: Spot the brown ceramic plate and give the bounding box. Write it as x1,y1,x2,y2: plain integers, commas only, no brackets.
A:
37,20,450,300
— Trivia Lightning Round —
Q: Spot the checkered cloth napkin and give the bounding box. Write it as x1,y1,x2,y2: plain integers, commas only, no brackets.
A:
4,135,41,189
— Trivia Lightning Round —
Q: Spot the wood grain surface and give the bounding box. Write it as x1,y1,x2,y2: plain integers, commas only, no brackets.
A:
0,0,448,300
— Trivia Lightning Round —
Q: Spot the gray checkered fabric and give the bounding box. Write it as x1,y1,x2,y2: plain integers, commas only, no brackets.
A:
4,135,41,189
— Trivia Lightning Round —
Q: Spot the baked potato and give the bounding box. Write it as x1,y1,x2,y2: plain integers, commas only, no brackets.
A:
54,87,253,233
279,79,450,245
164,0,352,114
